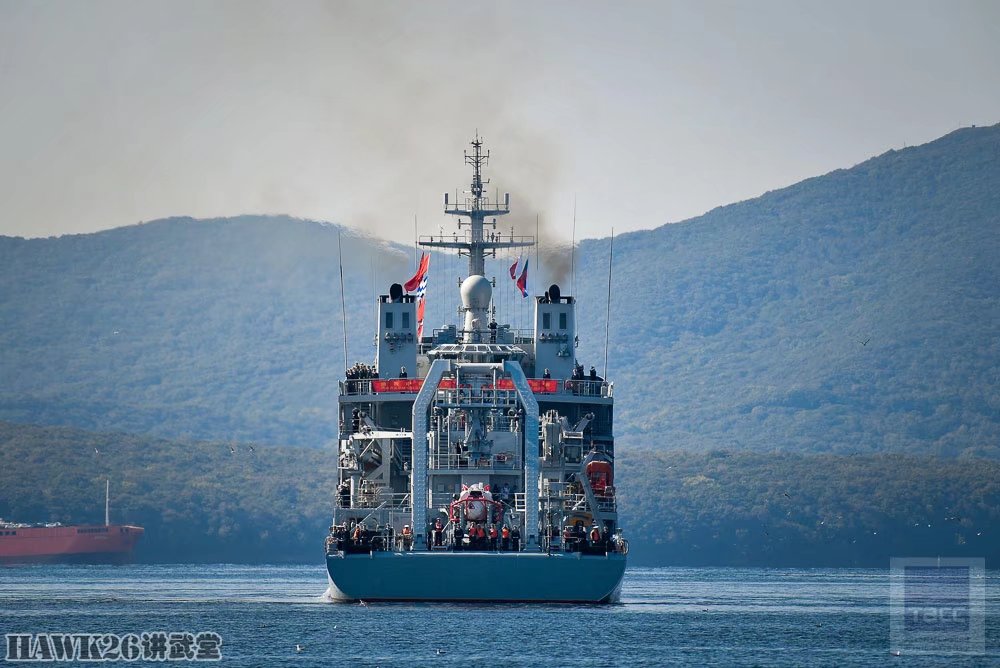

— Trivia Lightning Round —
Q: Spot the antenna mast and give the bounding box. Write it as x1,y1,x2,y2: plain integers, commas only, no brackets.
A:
603,229,614,379
419,134,533,278
338,230,349,371
105,479,110,526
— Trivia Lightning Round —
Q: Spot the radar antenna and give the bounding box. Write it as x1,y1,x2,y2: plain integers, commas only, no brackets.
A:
419,134,534,277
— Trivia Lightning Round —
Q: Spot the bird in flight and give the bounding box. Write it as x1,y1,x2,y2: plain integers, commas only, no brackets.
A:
859,337,870,346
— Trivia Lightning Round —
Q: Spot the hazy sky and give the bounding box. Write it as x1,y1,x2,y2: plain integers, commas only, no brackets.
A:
1,0,998,241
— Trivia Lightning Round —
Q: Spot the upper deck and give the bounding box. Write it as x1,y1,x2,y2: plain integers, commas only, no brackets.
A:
340,376,612,402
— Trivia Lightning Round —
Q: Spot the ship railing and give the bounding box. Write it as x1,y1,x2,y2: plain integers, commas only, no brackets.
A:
430,492,457,511
342,491,412,512
562,379,613,398
341,376,612,399
340,379,375,396
428,452,521,471
561,493,616,514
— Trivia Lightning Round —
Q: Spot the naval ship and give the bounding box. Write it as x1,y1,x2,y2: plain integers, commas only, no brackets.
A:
325,136,626,602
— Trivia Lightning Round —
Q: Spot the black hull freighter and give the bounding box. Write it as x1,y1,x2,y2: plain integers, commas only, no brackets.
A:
325,136,627,602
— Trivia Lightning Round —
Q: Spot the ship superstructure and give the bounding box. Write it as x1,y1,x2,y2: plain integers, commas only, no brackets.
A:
326,136,626,602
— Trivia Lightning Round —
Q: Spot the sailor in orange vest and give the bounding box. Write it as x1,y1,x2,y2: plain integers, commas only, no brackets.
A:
433,518,444,547
475,524,486,548
488,524,499,550
401,524,413,550
590,525,602,548
501,524,511,551
352,523,362,543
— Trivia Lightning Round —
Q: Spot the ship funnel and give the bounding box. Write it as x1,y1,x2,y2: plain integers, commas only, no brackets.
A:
460,275,492,342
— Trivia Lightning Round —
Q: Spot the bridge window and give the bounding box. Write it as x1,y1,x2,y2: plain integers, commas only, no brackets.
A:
543,313,551,329
559,313,567,330
386,312,394,329
402,312,410,329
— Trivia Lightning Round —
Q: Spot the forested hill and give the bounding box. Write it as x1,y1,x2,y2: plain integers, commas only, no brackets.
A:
1,421,996,566
1,124,998,455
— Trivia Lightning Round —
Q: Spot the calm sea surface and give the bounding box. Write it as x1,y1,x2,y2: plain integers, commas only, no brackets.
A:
1,565,997,666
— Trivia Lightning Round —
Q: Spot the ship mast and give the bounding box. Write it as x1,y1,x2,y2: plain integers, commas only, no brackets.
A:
105,479,110,527
419,134,534,277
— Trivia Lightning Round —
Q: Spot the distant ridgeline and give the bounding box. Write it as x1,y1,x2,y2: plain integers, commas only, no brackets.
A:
0,124,998,456
1,422,997,566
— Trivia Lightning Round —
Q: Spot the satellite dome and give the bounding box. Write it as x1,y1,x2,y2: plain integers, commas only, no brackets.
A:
460,275,492,310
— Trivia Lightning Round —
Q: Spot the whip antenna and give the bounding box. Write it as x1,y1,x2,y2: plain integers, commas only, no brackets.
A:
338,229,349,372
603,228,614,379
571,195,577,296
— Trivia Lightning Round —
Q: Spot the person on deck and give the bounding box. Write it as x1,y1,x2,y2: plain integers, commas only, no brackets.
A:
401,524,412,550
433,518,444,546
488,524,499,550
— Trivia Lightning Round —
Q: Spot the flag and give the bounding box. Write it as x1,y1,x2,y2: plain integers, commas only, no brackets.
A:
508,255,521,280
404,252,430,293
516,258,529,298
412,255,430,339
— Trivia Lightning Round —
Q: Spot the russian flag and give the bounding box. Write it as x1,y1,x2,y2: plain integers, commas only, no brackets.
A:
515,258,529,298
509,256,521,280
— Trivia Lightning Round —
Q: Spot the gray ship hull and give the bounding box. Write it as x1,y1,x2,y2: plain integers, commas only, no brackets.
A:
326,551,625,603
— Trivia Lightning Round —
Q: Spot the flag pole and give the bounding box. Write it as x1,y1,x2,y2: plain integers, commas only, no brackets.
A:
571,195,577,296
338,229,349,373
603,228,614,380
535,213,539,299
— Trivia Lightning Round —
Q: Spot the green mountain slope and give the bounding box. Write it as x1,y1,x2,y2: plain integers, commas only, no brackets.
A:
571,124,1000,456
1,421,996,566
1,125,998,455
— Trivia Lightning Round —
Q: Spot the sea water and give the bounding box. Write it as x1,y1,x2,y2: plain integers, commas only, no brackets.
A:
1,565,996,666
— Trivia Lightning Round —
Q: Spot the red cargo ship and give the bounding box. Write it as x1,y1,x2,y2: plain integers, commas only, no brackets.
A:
0,481,143,564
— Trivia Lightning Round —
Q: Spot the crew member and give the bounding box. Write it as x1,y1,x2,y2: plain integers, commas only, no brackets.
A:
476,524,486,548
542,368,551,379
399,366,408,378
501,525,510,551
401,524,413,550
488,524,499,550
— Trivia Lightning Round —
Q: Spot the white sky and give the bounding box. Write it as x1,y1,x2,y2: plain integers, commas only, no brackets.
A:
1,0,998,241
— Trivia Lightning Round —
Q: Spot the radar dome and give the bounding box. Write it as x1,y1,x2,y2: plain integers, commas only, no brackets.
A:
460,275,492,310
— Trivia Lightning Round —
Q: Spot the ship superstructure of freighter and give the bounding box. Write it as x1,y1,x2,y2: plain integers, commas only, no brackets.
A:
325,136,626,602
